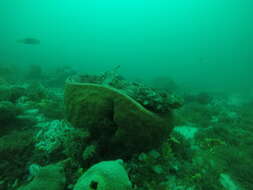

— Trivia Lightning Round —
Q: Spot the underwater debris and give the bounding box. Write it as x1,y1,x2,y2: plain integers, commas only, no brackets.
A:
17,38,40,45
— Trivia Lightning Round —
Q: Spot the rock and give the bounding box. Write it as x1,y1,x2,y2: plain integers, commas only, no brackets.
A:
64,78,174,157
73,159,132,190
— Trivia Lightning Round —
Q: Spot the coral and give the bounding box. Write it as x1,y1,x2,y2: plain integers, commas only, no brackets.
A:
73,159,132,190
61,128,89,160
64,78,174,157
128,85,183,112
126,143,176,189
34,119,90,164
214,145,253,189
34,120,74,153
174,150,224,190
77,71,183,113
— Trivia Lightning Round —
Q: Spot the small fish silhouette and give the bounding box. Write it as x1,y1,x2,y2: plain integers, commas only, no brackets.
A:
17,38,40,45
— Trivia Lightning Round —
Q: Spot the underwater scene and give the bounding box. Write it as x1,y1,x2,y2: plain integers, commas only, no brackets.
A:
0,1,253,190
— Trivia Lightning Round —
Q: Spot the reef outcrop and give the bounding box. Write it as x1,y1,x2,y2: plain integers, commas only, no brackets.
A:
64,77,174,157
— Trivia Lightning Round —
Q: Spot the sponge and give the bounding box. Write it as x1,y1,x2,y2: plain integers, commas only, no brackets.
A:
74,159,132,190
17,159,70,190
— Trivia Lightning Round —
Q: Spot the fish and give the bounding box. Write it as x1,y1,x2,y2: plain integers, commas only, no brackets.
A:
16,38,40,45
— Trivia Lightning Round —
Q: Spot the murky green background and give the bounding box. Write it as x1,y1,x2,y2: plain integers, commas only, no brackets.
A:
0,0,252,91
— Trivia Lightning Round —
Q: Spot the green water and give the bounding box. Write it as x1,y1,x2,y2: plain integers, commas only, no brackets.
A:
1,0,253,91
1,1,253,189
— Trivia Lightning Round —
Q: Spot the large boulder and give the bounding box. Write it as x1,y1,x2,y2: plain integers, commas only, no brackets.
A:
64,78,174,157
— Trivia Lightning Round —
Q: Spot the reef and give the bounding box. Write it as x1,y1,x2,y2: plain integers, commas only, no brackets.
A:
0,67,252,190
